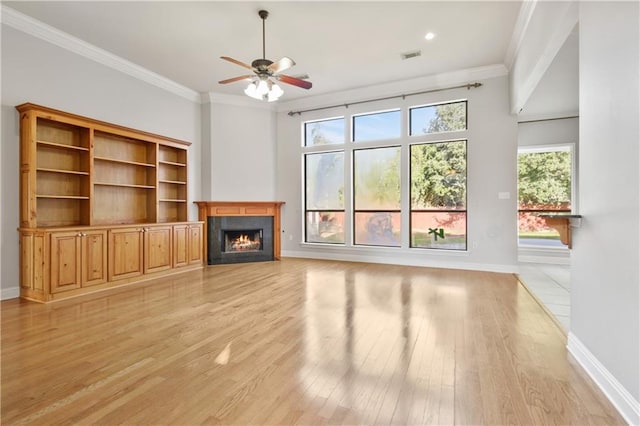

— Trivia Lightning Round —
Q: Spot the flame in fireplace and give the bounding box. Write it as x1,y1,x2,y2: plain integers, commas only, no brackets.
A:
230,234,261,251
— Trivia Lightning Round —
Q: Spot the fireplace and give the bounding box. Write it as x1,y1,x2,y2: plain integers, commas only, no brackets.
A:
207,216,274,264
195,201,285,265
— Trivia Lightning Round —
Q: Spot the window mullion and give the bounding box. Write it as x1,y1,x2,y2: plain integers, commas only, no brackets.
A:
400,107,410,250
344,116,353,246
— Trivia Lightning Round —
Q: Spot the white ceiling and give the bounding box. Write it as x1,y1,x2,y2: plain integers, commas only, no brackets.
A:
4,1,523,101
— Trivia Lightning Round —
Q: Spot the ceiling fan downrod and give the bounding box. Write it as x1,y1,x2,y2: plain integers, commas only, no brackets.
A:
259,10,268,60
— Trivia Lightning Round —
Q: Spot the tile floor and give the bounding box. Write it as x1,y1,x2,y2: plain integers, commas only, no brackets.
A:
517,263,571,332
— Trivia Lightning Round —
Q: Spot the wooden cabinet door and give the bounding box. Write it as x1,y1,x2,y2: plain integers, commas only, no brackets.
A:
108,228,144,281
173,224,189,268
188,224,203,265
50,231,81,293
144,225,172,274
81,230,107,287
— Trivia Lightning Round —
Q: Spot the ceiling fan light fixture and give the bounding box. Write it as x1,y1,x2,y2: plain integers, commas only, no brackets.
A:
267,83,283,102
256,79,270,96
244,78,283,102
244,81,261,100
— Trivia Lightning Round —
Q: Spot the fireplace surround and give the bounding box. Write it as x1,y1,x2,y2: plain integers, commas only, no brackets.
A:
207,216,273,264
195,201,285,265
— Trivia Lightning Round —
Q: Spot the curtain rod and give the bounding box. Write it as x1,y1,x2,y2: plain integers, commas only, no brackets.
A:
287,82,482,116
518,115,579,124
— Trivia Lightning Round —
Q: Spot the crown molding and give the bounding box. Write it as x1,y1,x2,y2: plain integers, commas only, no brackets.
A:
276,63,508,114
1,5,201,103
504,0,538,71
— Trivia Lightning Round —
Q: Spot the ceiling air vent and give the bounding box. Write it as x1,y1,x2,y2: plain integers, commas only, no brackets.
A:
401,50,422,60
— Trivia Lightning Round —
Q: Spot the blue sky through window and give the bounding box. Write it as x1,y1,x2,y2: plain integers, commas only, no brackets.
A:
353,110,401,141
305,118,344,146
409,106,437,135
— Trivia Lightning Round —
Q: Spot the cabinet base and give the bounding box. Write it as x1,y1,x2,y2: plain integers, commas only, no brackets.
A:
20,264,203,303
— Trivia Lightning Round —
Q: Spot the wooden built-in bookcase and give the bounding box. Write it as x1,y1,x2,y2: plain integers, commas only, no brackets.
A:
17,103,203,302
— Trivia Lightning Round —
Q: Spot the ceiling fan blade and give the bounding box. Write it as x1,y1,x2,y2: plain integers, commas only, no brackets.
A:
268,57,295,74
218,75,253,84
220,56,254,71
277,74,313,90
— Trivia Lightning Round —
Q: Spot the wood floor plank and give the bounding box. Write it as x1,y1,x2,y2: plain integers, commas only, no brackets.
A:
1,258,626,425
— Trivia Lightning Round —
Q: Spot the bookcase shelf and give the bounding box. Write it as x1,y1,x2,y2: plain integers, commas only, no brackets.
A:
94,182,156,189
37,168,90,176
36,195,90,200
17,103,202,303
94,156,156,168
159,160,186,167
37,140,89,151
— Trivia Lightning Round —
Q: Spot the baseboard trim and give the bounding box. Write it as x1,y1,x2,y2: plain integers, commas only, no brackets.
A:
518,247,570,265
518,254,570,264
567,332,640,425
1,286,20,300
281,250,518,274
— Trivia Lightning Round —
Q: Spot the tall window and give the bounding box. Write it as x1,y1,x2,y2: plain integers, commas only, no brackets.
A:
305,152,345,243
517,146,573,247
304,117,346,243
410,141,467,250
353,146,401,246
302,100,468,251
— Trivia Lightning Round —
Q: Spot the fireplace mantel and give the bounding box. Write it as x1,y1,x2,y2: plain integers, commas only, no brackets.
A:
194,201,285,261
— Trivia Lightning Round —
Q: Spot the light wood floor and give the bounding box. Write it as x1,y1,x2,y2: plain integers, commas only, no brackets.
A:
1,258,624,425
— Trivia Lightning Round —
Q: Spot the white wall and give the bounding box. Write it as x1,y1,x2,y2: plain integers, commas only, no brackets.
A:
200,101,213,199
518,117,578,148
276,75,519,272
1,26,202,297
204,96,277,201
570,2,639,423
509,1,578,114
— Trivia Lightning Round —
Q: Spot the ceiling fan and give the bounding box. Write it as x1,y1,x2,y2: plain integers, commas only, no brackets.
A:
218,10,312,101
